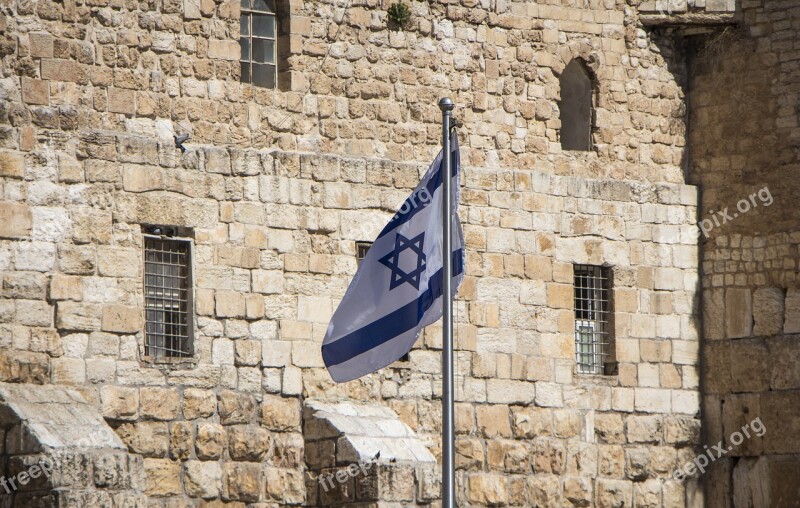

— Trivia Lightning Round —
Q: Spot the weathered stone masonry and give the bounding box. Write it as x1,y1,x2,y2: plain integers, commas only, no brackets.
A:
0,0,751,505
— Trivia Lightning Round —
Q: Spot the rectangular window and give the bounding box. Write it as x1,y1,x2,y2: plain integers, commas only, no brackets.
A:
356,241,410,363
240,0,277,88
573,264,612,375
144,233,193,359
356,242,372,265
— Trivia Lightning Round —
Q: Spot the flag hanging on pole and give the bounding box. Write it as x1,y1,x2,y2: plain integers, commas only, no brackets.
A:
322,132,465,383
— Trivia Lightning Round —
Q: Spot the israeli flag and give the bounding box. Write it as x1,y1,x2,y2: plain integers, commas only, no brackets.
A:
322,133,465,383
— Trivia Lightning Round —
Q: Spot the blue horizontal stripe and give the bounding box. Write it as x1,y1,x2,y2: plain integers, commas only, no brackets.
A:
322,249,464,367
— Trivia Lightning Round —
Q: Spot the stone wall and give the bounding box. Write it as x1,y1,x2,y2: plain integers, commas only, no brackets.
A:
687,0,800,505
0,0,707,505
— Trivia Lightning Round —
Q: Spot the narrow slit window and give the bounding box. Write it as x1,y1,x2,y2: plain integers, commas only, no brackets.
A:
559,59,594,151
144,235,193,359
574,264,612,374
356,241,410,363
240,0,277,88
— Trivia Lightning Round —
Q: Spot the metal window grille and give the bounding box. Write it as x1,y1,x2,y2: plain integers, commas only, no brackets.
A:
356,241,410,363
144,236,193,358
240,0,277,88
356,242,372,265
574,264,611,374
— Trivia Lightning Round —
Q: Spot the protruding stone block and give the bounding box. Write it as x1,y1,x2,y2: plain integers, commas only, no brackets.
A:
725,288,752,339
0,202,32,239
101,305,141,333
752,287,783,337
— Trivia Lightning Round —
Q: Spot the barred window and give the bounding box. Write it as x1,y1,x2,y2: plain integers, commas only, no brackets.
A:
356,242,372,265
240,0,277,88
574,265,612,374
357,241,410,363
144,233,193,359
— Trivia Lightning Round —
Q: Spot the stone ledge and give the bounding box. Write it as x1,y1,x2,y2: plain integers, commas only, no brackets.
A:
303,400,436,465
639,12,737,27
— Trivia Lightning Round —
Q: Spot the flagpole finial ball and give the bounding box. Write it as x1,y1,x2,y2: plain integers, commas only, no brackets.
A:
438,97,455,111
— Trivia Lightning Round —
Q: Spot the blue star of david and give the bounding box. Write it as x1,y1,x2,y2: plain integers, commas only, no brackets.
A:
379,232,427,290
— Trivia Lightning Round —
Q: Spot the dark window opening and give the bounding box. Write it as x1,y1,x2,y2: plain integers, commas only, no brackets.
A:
574,264,614,375
144,232,193,359
559,59,594,151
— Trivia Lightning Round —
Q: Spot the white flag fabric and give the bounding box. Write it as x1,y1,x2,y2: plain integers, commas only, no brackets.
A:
322,133,465,383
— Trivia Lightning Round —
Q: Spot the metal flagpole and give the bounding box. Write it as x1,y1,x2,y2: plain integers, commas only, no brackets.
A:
438,97,455,508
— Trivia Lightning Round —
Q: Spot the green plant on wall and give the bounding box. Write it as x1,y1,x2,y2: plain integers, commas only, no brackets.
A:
387,2,411,28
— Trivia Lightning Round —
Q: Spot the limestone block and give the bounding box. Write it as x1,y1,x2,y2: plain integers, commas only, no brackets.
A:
185,460,222,499
21,77,49,105
261,395,301,431
117,422,169,457
546,283,573,309
208,40,240,60
0,151,24,178
97,247,139,278
511,407,553,438
204,147,231,174
50,357,86,385
50,274,82,301
58,154,83,183
140,387,180,420
486,379,535,404
725,288,752,339
476,404,511,438
29,32,54,58
169,421,193,460
534,381,563,407
228,425,272,461
595,478,633,506
634,388,670,413
101,304,142,333
100,385,139,421
760,391,800,454
784,288,800,333
196,422,226,460
144,458,182,497
664,416,700,446
222,462,261,502
283,366,303,396
531,437,566,474
217,390,256,425
487,439,529,473
58,244,96,275
16,299,53,327
56,301,102,331
596,444,624,478
234,340,261,367
122,165,163,192
564,476,592,507
594,414,624,444
626,415,662,444
466,474,508,505
456,438,484,470
752,287,783,337
72,208,113,245
625,448,651,481
0,201,33,238
730,339,769,393
183,388,216,419
108,88,135,115
721,394,762,457
216,290,246,318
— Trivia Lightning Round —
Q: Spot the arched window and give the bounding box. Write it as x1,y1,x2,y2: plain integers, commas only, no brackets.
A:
558,59,594,151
